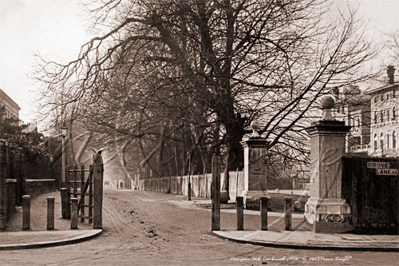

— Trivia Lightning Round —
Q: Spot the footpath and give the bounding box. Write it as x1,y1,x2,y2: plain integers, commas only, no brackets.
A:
0,191,102,250
0,190,398,251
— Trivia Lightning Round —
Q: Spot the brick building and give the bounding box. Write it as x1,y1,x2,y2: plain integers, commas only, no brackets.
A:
0,89,20,120
364,66,399,158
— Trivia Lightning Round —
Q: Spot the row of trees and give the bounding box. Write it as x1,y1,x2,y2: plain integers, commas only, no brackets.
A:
35,0,379,194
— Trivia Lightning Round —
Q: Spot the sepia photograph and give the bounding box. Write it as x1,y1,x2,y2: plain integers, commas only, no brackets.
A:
0,0,398,265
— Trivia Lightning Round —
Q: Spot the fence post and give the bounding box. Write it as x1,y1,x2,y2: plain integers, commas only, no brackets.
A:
71,198,78,229
211,153,221,231
80,165,85,222
61,188,70,219
93,153,103,229
22,195,30,230
73,165,78,194
47,196,55,230
284,197,292,231
89,165,93,224
65,166,70,195
237,196,244,230
260,197,269,230
188,180,192,201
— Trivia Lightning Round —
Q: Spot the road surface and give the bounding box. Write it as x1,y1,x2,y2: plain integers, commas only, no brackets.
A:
1,187,398,265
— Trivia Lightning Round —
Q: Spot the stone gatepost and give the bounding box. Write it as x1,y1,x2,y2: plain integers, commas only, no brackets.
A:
304,95,353,233
240,122,270,210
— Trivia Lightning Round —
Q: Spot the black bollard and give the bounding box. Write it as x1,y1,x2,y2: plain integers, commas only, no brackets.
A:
284,197,292,231
61,188,70,219
22,195,30,230
237,196,244,230
47,197,55,230
188,182,192,201
260,197,269,230
71,198,78,229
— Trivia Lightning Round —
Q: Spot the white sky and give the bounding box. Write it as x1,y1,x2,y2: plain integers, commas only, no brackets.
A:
0,0,398,126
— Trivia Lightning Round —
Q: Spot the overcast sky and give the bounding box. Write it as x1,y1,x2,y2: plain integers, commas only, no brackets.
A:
0,0,398,125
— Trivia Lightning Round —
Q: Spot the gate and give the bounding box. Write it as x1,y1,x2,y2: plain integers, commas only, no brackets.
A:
65,152,103,229
342,156,398,234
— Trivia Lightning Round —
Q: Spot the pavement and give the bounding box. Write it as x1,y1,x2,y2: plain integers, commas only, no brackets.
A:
0,191,103,250
212,230,399,251
0,229,102,250
1,190,398,251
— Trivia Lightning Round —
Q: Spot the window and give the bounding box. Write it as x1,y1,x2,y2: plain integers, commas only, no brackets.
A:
393,131,397,149
381,94,384,101
381,110,384,123
374,134,378,151
393,107,396,120
387,134,390,149
387,110,390,121
380,133,384,150
374,96,377,103
387,93,389,100
393,90,396,98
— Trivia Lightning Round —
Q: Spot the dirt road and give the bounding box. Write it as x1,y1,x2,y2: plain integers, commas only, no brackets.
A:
1,187,397,265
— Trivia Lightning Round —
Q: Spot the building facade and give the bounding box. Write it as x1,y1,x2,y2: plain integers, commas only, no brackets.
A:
332,86,371,154
364,66,399,158
0,89,20,120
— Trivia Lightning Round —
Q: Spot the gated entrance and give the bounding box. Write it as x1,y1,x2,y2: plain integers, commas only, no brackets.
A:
63,151,104,229
342,156,398,234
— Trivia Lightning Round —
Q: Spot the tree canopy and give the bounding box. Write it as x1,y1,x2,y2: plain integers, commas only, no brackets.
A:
0,108,50,162
35,0,377,191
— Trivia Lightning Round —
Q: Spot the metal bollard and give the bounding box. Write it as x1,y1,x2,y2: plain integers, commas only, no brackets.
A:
61,188,70,219
22,195,30,230
71,198,78,229
47,197,55,230
236,196,244,230
260,197,269,230
284,197,292,231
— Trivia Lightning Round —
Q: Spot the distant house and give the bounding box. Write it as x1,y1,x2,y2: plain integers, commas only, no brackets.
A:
332,86,371,154
0,89,20,120
364,66,399,158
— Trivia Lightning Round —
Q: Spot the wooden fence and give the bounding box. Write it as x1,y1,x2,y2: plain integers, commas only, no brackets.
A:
64,152,103,229
140,171,245,202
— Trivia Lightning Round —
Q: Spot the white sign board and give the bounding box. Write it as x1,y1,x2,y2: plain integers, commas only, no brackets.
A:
367,162,390,169
375,169,398,176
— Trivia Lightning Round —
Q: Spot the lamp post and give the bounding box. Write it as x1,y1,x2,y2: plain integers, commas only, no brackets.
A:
60,123,68,188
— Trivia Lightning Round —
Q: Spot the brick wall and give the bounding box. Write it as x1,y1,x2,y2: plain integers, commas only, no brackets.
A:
6,179,16,228
24,179,56,199
0,141,8,230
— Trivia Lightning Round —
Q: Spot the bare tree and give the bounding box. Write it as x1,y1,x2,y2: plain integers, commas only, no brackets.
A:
35,0,377,195
385,30,399,60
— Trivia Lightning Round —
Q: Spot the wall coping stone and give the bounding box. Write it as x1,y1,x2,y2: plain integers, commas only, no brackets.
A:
25,179,55,182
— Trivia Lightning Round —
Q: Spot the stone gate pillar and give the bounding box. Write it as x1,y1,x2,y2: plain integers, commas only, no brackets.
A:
240,122,270,210
304,95,352,233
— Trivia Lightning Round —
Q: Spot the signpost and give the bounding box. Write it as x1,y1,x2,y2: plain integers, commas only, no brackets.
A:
375,169,398,176
367,162,390,169
367,161,398,176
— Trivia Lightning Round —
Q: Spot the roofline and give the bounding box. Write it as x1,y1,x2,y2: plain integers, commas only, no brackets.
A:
364,83,399,95
0,89,21,110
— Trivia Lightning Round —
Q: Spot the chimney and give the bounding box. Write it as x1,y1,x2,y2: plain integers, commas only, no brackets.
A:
387,65,395,84
332,87,339,98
